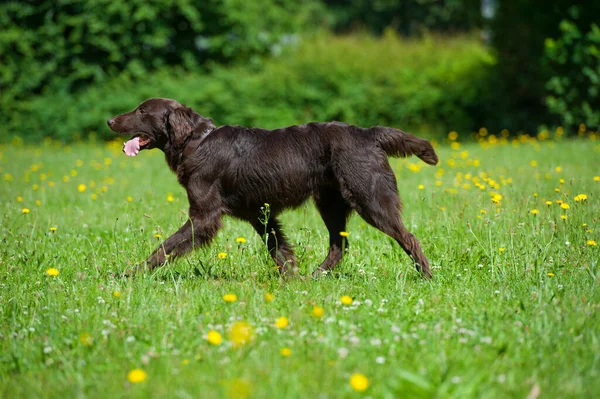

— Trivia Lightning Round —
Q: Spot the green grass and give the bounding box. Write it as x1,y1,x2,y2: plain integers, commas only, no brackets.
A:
1,134,599,398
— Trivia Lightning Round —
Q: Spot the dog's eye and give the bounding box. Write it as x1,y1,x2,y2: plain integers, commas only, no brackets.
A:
138,108,146,115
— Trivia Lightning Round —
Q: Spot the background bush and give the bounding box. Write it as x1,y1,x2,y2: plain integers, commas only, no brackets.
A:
11,33,492,142
0,0,321,126
488,1,600,133
323,0,482,35
544,16,600,131
2,1,599,142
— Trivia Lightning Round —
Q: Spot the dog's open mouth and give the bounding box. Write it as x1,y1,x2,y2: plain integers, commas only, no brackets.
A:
123,135,153,157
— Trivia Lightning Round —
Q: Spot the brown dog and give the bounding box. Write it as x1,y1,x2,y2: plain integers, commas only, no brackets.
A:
107,98,438,278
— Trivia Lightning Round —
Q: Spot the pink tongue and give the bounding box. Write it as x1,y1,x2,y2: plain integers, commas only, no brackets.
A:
123,137,140,157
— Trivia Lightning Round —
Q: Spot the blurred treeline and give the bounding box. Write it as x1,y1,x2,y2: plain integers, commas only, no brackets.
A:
1,0,599,142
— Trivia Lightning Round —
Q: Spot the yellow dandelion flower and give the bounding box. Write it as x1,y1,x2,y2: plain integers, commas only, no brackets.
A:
79,333,93,346
560,203,570,210
22,208,31,214
223,293,237,302
559,178,565,184
574,194,587,202
545,201,552,206
349,373,369,392
491,194,502,204
229,321,253,347
167,193,174,202
207,330,223,345
339,231,349,237
561,215,568,220
113,291,121,298
448,131,459,141
236,236,247,243
499,247,506,253
49,227,57,232
480,209,487,214
226,378,252,399
418,184,424,190
594,176,600,182
530,160,537,167
90,194,97,200
264,292,274,302
340,295,353,305
312,306,325,318
127,368,147,383
217,252,227,260
181,359,190,365
280,347,292,357
77,184,86,192
275,317,289,329
46,268,59,277
408,163,421,173
555,166,562,173
587,240,597,246
531,209,539,215
17,196,23,202
547,272,555,277
126,196,133,202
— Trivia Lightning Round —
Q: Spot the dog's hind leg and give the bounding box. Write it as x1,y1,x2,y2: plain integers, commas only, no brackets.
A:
338,162,432,279
251,217,297,277
312,188,352,278
357,192,431,279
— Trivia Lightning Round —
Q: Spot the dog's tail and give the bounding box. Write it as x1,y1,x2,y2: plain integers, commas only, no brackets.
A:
373,126,438,165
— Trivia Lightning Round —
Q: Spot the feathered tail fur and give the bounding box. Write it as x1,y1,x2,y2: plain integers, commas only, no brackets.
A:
373,127,439,165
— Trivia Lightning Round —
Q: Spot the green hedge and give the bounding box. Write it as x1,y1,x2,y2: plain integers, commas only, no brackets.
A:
5,32,493,142
544,18,600,131
0,0,320,103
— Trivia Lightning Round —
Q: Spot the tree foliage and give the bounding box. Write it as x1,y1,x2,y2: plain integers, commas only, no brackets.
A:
488,0,600,133
544,11,600,130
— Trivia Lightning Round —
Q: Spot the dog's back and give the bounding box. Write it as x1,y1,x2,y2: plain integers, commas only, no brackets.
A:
188,122,437,217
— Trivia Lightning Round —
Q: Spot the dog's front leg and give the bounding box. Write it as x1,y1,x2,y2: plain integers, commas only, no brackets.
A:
140,211,222,272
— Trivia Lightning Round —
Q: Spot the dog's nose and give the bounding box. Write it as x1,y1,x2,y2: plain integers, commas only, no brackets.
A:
107,118,115,127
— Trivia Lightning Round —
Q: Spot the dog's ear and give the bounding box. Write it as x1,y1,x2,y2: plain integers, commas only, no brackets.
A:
167,107,216,149
166,107,195,148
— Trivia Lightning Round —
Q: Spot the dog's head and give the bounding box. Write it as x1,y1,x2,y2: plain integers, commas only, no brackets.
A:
107,98,215,157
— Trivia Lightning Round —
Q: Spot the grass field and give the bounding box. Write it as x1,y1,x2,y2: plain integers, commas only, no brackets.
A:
1,131,599,398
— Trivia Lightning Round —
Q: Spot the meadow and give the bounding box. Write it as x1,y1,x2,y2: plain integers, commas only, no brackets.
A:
0,130,599,398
